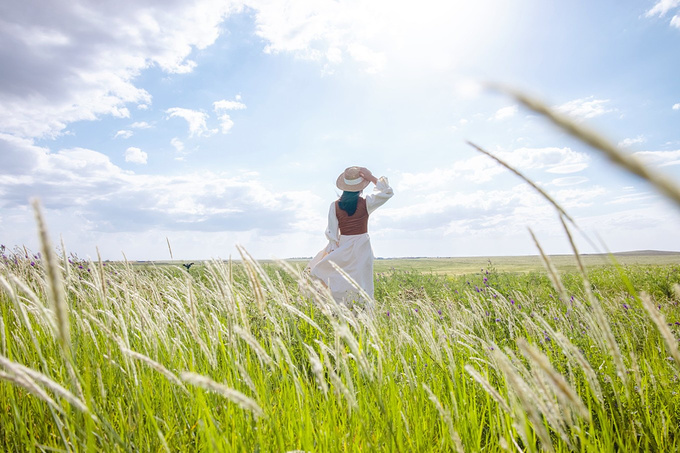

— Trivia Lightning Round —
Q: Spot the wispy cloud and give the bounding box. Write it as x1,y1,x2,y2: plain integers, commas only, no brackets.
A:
633,150,680,167
673,103,680,110
115,130,133,139
398,147,591,191
646,0,680,17
618,135,646,148
213,98,246,134
213,100,247,111
130,122,152,129
166,108,216,137
556,96,615,121
490,105,518,121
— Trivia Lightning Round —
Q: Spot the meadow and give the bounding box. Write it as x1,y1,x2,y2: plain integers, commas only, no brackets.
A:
2,90,680,452
1,242,680,451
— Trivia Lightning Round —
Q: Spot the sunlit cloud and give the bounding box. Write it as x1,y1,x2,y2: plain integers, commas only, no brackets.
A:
166,108,216,137
490,105,518,121
214,100,247,111
124,147,148,164
115,130,133,139
634,150,680,167
618,135,646,148
556,96,615,121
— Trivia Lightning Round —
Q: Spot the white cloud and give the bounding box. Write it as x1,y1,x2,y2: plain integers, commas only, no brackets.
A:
398,147,591,192
217,114,235,134
646,0,680,17
213,100,247,111
346,43,386,74
556,96,614,121
248,0,515,77
124,147,147,164
618,135,646,148
0,1,240,139
171,137,185,153
550,176,588,187
673,103,680,110
0,135,318,241
166,108,216,137
130,121,152,129
115,130,133,139
633,150,680,167
672,14,680,27
490,105,518,121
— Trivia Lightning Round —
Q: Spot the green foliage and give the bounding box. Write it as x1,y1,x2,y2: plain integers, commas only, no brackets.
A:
1,254,680,452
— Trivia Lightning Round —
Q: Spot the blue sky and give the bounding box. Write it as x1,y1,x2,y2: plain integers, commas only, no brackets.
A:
1,0,680,260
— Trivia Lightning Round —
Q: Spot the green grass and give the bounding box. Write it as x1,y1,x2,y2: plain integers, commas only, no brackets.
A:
1,247,680,452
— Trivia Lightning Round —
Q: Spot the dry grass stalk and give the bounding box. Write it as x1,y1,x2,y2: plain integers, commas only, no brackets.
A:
121,347,186,391
304,343,329,395
528,228,569,303
0,355,91,416
180,371,263,418
166,237,173,260
496,85,680,208
31,199,70,350
464,364,512,413
60,235,70,284
0,369,63,415
491,348,555,452
422,383,465,453
517,339,590,421
640,293,680,370
233,325,274,370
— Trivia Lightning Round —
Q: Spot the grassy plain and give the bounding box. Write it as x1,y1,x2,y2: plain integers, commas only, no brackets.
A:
373,252,680,275
2,245,680,451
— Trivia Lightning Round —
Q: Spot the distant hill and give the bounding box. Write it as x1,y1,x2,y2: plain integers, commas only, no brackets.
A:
610,250,680,256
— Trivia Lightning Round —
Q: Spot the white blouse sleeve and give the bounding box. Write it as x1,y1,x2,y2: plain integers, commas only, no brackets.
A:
366,176,394,215
324,201,340,252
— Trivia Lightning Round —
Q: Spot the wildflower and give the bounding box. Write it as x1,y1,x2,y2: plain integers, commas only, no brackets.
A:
623,304,629,310
510,299,515,305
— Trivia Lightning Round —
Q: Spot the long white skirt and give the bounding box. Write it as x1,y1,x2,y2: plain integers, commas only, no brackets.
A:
308,233,375,305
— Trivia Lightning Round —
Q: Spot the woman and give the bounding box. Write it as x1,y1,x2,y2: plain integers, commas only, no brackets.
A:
308,166,394,306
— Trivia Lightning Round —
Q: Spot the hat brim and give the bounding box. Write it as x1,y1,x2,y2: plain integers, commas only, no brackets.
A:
336,173,370,192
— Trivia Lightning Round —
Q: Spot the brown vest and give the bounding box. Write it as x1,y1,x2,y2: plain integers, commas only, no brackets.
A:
336,197,369,235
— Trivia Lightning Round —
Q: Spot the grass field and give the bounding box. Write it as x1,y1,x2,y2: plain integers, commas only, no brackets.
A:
144,251,680,276
380,252,680,275
2,242,680,451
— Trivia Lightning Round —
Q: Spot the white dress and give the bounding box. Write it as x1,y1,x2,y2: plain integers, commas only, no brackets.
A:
308,177,393,305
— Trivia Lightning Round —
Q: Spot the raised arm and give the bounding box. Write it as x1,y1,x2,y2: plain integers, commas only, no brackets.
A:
365,175,394,214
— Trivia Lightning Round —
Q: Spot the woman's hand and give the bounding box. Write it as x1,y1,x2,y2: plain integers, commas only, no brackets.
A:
359,168,377,184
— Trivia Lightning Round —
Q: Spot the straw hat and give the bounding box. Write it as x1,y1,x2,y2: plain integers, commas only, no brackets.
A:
336,166,370,191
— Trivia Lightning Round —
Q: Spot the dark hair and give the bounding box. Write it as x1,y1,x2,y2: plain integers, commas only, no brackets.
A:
338,190,361,216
